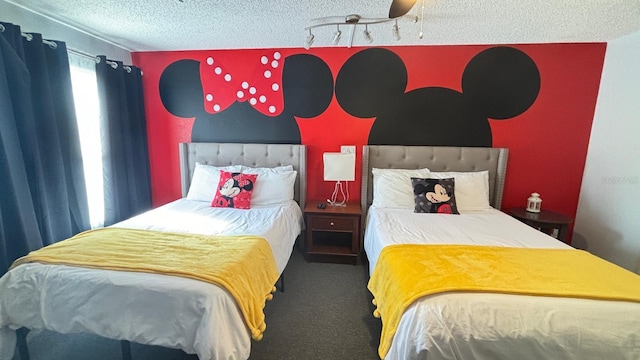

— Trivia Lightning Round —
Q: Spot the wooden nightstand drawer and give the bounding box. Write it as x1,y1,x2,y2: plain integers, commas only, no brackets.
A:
308,216,354,232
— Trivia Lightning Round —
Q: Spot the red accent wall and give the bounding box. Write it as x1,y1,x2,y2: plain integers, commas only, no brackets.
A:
132,43,606,238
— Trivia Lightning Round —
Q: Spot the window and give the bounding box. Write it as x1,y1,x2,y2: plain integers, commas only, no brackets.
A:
68,53,104,228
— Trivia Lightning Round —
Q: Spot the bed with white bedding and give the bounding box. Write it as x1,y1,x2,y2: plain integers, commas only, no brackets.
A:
0,142,306,360
361,145,640,360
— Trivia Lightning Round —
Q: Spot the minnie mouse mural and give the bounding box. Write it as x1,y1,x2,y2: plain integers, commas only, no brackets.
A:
159,51,334,143
159,45,540,148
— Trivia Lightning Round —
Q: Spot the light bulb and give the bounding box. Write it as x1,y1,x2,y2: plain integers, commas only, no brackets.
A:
332,29,342,45
363,28,373,43
392,23,401,41
304,33,315,50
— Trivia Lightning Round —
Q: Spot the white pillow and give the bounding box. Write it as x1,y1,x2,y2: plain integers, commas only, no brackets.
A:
186,163,243,202
241,165,293,173
241,166,297,206
372,168,431,209
428,171,491,210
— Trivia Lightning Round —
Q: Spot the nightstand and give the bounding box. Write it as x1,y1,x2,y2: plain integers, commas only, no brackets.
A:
304,202,361,265
508,207,574,244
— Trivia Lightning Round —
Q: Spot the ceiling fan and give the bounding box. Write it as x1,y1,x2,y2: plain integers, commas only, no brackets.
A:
389,0,418,18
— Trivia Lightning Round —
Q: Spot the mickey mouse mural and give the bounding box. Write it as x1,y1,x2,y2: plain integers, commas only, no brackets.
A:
335,46,541,146
159,52,334,143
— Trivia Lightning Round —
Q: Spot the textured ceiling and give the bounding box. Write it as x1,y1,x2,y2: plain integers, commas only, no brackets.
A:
5,0,640,52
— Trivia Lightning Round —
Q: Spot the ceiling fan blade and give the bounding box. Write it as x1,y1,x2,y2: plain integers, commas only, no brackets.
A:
389,0,417,18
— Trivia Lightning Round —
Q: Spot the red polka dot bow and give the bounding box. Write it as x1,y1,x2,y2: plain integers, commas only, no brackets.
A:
199,51,284,116
233,174,252,188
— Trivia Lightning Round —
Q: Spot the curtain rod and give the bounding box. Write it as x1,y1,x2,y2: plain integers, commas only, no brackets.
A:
1,25,137,74
67,47,133,73
22,31,133,73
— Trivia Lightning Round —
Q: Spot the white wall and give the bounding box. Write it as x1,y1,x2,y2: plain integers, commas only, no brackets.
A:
0,1,131,63
573,30,640,273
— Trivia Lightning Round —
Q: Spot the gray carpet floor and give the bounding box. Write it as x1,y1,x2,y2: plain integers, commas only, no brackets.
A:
12,248,382,360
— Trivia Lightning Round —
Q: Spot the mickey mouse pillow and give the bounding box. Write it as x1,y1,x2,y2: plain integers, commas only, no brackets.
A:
411,177,460,215
212,171,257,209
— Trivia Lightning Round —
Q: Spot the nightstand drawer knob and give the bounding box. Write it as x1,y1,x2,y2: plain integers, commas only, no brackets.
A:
330,222,335,226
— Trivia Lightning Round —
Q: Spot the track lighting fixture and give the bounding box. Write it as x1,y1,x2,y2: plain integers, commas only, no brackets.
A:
392,20,401,41
303,12,419,49
304,29,315,50
363,24,373,44
332,25,342,45
418,0,425,39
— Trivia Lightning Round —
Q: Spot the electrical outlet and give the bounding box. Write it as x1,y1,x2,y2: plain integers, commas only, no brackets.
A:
341,145,356,154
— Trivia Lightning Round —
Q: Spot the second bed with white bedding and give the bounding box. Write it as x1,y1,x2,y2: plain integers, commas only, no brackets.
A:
365,207,570,273
365,207,640,360
360,145,640,360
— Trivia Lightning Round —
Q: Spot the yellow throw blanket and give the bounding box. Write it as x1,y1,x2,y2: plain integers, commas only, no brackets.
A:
368,244,640,359
11,227,280,341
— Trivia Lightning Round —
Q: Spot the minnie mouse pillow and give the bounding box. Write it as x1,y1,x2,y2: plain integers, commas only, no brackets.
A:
212,171,257,209
411,177,460,215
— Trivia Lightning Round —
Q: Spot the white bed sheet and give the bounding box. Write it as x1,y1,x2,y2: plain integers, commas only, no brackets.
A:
0,198,303,360
365,207,640,360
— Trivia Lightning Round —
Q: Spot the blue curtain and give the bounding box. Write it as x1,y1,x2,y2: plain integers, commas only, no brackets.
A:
0,22,90,275
96,56,151,226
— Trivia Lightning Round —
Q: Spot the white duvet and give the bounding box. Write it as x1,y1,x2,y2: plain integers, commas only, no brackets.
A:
365,207,640,360
0,198,303,360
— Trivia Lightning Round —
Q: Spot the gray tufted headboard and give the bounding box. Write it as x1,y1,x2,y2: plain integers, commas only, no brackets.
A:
179,143,307,209
361,145,509,225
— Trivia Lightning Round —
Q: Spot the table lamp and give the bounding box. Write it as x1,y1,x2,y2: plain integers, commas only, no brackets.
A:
323,152,355,206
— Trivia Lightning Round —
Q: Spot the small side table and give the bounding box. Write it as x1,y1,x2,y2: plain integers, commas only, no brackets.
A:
508,208,574,244
304,202,361,265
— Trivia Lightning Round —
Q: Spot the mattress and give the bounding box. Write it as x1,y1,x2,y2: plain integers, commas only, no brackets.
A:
0,198,303,360
365,207,640,360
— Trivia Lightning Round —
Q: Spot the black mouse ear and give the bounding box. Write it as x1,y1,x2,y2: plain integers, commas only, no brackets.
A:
335,48,407,118
281,54,334,118
159,59,204,118
461,46,540,120
414,183,427,195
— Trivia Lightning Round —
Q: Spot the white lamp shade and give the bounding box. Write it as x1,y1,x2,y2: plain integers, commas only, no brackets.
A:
323,153,355,181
